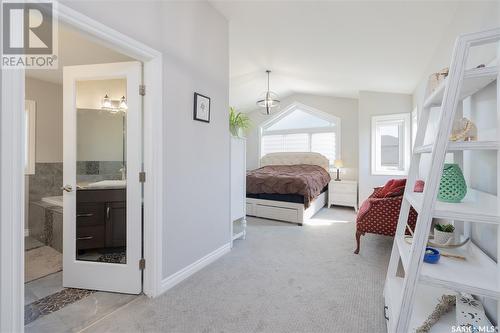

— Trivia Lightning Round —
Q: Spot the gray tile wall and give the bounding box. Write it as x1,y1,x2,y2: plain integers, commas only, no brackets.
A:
76,161,124,183
28,163,63,203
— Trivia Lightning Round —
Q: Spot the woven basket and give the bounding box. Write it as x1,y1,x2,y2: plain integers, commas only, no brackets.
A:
438,163,467,203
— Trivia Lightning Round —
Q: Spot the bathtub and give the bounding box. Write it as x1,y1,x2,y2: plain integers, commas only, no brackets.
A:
41,196,63,207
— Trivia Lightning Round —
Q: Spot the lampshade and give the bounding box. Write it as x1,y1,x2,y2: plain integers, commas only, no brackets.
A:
334,159,344,168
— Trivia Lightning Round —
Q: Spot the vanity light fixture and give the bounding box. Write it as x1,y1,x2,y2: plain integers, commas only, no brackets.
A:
101,94,127,113
119,96,128,110
101,94,112,109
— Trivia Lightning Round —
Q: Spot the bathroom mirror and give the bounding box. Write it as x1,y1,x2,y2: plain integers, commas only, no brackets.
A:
75,78,127,264
76,79,127,185
76,108,126,184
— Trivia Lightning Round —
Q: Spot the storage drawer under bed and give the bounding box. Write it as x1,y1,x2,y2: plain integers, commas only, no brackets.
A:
255,204,299,222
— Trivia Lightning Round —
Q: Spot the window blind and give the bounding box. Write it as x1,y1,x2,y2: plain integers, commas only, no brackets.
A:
261,132,336,164
311,132,336,162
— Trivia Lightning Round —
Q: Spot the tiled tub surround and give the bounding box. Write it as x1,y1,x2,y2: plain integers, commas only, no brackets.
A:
29,202,63,252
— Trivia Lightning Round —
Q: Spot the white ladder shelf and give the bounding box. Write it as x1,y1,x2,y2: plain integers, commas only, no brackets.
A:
384,28,500,332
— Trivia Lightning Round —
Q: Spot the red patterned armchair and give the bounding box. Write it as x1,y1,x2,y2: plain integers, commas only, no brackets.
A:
354,179,422,254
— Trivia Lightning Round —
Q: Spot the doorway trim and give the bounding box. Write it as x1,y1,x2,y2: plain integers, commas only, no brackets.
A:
0,3,164,331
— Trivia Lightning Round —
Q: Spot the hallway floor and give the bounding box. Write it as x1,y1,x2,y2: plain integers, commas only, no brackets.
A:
24,271,137,332
77,207,392,333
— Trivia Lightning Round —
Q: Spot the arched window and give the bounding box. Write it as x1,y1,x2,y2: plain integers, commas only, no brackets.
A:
259,103,341,167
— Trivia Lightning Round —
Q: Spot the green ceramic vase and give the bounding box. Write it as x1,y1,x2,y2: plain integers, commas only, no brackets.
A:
438,163,467,203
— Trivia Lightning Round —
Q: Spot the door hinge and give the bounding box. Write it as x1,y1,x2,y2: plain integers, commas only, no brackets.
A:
139,258,146,270
139,171,146,183
139,84,146,96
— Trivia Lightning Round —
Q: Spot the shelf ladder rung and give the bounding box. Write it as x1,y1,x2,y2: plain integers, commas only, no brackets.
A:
413,140,500,154
423,65,498,108
404,189,500,224
395,235,500,299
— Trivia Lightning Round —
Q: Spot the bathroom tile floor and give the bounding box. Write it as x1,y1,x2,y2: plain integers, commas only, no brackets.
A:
25,236,44,251
25,272,137,332
25,272,65,305
25,246,62,282
77,247,127,264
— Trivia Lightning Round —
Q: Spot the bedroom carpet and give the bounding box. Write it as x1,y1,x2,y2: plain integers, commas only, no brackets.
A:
81,207,393,333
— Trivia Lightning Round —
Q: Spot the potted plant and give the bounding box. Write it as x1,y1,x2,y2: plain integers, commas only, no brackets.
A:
229,107,251,137
433,223,455,245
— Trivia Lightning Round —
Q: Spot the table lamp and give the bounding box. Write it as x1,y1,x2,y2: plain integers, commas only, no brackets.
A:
333,159,344,181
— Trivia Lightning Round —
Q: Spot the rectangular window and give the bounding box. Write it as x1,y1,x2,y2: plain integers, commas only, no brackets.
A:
25,100,36,175
371,113,410,175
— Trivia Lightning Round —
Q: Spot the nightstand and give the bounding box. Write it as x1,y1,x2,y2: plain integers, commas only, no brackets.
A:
328,179,358,211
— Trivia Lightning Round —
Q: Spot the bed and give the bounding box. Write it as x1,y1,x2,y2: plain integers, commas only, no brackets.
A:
246,152,331,226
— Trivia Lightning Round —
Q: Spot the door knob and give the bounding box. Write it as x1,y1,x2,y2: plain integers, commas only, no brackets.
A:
61,185,73,192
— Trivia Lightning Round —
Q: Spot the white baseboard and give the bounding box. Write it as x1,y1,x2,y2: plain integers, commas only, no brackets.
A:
159,242,231,295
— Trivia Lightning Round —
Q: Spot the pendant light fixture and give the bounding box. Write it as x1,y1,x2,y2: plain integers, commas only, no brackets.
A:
257,70,280,115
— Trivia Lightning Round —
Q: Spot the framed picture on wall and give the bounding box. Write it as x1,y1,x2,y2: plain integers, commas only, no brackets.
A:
193,92,211,123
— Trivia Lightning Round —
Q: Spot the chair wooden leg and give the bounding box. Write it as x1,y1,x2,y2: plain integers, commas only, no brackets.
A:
354,230,362,254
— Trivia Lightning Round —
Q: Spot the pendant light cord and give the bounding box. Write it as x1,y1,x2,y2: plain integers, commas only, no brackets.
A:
267,70,270,92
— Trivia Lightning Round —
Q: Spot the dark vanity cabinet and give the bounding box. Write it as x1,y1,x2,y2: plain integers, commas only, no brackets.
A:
76,188,126,251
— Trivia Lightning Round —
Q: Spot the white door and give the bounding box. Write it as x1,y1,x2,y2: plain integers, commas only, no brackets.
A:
63,62,142,294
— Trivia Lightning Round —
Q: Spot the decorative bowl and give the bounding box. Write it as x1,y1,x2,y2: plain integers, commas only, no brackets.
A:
424,247,440,264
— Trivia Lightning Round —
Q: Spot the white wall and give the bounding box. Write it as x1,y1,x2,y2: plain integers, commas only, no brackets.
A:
358,91,413,202
25,77,63,163
161,2,229,276
61,1,230,279
466,82,497,260
245,93,359,179
413,2,500,113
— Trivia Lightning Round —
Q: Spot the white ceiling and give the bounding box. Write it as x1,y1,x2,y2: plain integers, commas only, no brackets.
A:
26,24,133,84
211,1,461,111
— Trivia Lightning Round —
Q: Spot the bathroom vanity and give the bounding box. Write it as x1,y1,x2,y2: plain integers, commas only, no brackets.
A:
76,187,126,252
